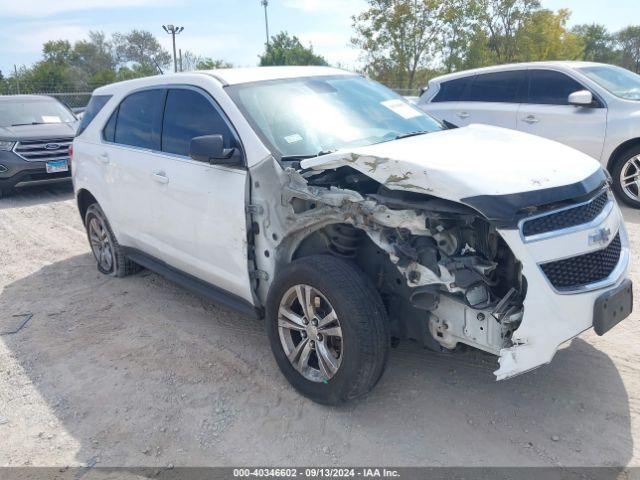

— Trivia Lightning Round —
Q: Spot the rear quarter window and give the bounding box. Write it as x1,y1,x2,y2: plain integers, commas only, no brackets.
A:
432,77,472,102
76,95,112,136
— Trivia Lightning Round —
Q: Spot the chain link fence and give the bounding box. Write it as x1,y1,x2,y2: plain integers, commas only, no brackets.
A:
0,85,421,110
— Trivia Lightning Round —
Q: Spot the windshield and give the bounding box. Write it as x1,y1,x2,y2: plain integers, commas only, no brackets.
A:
0,98,76,127
228,75,443,158
579,65,640,101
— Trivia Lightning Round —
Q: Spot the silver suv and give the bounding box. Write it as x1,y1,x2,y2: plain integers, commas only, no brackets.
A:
418,62,640,208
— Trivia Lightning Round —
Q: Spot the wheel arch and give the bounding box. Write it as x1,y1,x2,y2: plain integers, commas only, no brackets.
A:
607,138,640,171
76,188,99,225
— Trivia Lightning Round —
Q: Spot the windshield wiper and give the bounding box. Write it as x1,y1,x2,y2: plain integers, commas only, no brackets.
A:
280,149,335,162
394,130,430,140
11,122,47,126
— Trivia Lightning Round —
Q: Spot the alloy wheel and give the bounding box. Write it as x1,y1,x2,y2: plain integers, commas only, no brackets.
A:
88,216,114,272
620,154,640,202
277,284,343,383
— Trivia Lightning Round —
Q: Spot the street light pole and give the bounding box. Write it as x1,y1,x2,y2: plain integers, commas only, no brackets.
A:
261,0,270,46
162,24,184,73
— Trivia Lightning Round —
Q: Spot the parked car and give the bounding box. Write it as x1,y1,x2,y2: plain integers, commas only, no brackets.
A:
72,67,632,404
0,95,78,197
417,61,640,208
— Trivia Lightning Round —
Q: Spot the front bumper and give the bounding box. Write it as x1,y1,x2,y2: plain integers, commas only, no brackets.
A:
0,150,71,189
494,196,631,380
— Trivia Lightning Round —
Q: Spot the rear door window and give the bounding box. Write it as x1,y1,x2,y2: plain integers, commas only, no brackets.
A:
161,88,235,157
527,70,586,105
432,77,472,102
114,89,164,150
102,109,117,142
76,94,112,136
468,71,526,103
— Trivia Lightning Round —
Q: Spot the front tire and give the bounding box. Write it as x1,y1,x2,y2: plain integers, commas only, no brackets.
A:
611,145,640,208
266,255,389,405
84,203,140,277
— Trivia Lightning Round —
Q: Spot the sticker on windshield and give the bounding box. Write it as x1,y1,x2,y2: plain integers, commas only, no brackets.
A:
41,116,61,123
381,99,422,119
284,133,303,144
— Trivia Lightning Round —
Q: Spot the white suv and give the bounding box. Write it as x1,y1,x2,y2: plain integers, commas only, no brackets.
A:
418,61,640,208
72,67,632,404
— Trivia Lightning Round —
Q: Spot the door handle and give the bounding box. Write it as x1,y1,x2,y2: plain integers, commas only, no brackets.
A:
98,153,110,164
523,115,539,124
152,171,169,184
457,111,470,119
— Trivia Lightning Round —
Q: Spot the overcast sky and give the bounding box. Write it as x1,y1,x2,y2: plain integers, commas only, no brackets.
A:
0,0,637,76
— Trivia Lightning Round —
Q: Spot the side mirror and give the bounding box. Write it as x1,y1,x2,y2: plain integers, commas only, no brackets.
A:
189,134,242,166
568,90,594,107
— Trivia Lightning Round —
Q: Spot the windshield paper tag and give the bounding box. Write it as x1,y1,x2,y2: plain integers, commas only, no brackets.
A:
41,116,61,123
381,99,422,119
284,133,303,144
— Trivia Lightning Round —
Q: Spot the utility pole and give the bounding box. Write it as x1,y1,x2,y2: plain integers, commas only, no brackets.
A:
179,49,183,72
162,24,184,73
13,64,20,94
261,0,270,46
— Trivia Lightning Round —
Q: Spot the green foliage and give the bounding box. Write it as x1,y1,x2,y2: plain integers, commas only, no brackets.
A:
353,0,640,91
572,23,620,64
195,58,234,70
352,0,448,89
112,30,171,72
259,32,328,67
1,29,172,95
617,26,640,73
515,9,584,62
474,0,541,63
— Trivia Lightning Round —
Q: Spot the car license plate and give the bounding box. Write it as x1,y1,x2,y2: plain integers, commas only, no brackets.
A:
593,279,633,336
45,159,69,173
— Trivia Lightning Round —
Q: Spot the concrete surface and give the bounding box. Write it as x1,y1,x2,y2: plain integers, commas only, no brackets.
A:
0,183,638,467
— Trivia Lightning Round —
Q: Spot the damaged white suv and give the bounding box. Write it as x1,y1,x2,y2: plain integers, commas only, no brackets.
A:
73,67,633,404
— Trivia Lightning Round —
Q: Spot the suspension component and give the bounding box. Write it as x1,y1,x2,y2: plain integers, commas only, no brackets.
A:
327,224,361,258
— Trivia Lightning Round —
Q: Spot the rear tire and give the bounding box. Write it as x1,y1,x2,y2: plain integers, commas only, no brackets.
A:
266,255,389,405
611,145,640,209
84,203,141,277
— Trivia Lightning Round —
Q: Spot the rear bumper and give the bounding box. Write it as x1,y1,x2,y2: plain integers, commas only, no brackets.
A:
494,199,631,380
0,150,70,189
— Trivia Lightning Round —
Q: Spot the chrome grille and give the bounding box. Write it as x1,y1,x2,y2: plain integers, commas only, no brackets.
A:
13,138,73,162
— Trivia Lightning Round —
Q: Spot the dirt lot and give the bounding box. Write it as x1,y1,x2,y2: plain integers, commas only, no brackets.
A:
0,182,639,468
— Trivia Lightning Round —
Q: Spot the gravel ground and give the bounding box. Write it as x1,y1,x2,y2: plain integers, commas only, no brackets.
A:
0,182,639,468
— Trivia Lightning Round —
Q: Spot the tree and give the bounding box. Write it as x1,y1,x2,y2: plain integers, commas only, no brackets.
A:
440,0,479,72
42,40,73,64
195,57,234,70
72,31,116,79
473,0,540,63
572,23,620,64
515,9,583,62
617,26,640,73
352,0,447,90
112,29,171,73
260,32,328,67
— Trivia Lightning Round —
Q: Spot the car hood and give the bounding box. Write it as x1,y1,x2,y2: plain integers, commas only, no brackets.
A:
301,124,604,220
0,122,77,141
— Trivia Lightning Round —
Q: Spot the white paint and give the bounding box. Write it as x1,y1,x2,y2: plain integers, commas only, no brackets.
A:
302,123,601,200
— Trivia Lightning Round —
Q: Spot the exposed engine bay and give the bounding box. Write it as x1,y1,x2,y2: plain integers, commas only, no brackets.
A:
249,159,526,358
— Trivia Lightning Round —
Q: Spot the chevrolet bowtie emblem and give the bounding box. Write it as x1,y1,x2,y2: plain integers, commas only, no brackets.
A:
589,227,611,246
